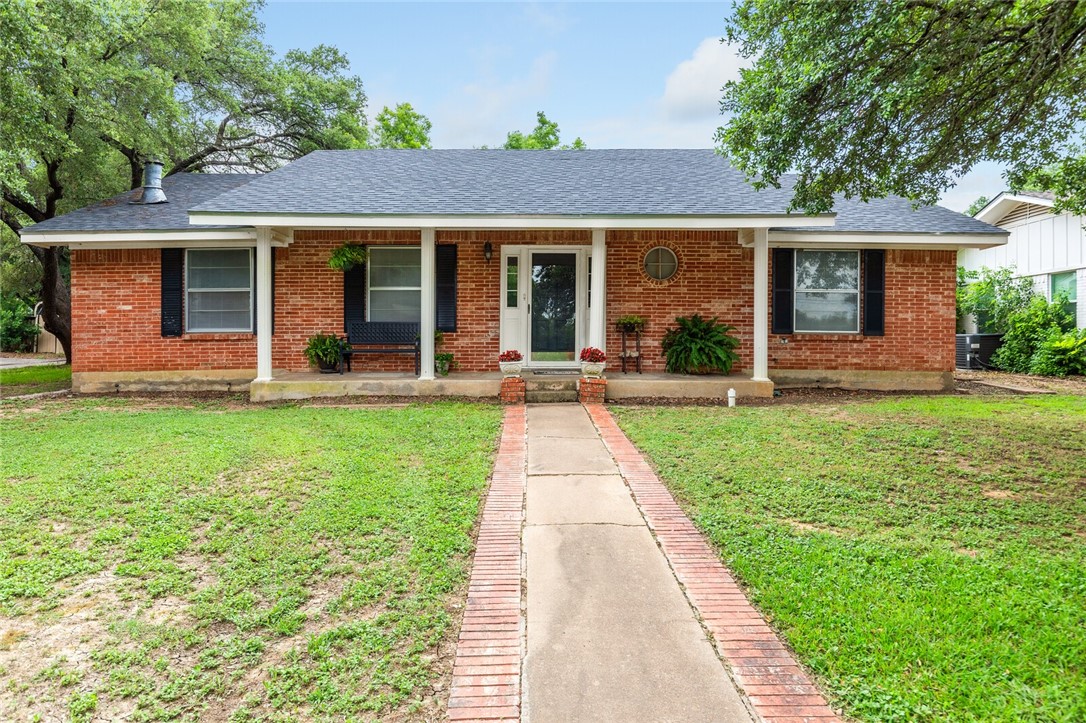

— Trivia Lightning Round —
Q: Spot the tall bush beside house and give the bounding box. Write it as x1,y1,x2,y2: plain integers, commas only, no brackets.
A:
0,296,39,352
992,295,1076,374
1029,329,1086,377
956,266,1035,333
661,315,740,374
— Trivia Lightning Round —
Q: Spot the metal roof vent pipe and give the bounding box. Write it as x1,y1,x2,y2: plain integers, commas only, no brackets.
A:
132,161,167,204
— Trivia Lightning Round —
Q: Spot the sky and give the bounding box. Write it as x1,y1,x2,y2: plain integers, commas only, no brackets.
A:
260,1,1007,213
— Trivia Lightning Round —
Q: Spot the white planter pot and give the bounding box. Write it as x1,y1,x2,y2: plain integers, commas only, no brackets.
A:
499,361,523,378
580,361,606,378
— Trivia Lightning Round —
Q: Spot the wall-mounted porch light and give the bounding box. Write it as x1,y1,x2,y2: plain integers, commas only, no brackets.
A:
483,241,493,263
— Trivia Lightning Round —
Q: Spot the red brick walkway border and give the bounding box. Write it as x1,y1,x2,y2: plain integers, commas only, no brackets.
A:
447,405,526,722
585,403,842,723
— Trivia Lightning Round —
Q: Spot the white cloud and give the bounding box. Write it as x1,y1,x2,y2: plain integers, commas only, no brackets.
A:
938,162,1009,213
522,2,571,33
432,52,557,148
660,37,745,121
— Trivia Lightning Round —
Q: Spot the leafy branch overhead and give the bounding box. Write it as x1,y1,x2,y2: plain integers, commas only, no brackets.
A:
0,0,373,361
718,1,1086,214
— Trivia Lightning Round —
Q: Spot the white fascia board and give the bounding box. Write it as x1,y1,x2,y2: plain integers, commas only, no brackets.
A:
18,229,282,249
974,192,1054,223
187,212,836,230
764,231,1008,250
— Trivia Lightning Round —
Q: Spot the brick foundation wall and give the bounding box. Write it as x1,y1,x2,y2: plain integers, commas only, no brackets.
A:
70,234,956,377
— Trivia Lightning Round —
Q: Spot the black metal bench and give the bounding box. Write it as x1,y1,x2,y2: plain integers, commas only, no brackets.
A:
340,321,420,375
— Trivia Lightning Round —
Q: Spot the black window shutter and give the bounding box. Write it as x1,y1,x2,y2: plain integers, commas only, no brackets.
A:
161,248,184,337
343,246,367,333
863,249,885,336
435,244,457,333
771,248,794,335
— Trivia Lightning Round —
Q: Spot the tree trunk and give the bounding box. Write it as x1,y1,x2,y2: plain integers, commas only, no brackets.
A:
29,245,73,363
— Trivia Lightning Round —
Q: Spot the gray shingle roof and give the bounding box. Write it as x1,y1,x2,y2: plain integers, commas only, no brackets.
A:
190,149,809,217
24,150,1005,236
1016,189,1056,201
771,194,1006,235
25,173,257,234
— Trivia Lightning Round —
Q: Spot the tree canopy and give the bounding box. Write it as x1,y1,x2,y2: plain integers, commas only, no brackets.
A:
503,111,586,150
717,0,1086,215
0,0,370,360
373,103,433,149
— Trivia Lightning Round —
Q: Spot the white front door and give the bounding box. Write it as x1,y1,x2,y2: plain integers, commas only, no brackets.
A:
500,246,590,367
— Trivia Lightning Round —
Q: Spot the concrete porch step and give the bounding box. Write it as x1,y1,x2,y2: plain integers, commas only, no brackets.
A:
525,378,579,392
526,389,579,403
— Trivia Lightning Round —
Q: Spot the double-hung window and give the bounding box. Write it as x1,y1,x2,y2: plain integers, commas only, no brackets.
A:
1051,271,1078,325
186,249,253,332
368,246,422,322
794,250,860,333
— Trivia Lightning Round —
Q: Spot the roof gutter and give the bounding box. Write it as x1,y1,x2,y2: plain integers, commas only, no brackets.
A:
765,230,1007,250
186,212,837,230
20,228,261,249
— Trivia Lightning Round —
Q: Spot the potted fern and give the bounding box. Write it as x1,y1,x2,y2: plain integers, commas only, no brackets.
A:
661,315,740,374
305,332,347,373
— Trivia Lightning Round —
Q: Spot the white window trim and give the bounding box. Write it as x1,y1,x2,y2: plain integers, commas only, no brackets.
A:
366,245,422,322
1049,270,1078,301
184,248,254,334
793,249,861,334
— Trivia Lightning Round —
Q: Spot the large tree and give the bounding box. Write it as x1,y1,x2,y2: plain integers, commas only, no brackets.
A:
717,0,1086,214
0,0,368,361
503,111,586,150
373,103,433,149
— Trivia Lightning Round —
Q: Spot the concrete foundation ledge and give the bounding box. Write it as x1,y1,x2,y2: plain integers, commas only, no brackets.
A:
606,374,774,399
72,370,255,394
771,369,955,392
249,375,501,402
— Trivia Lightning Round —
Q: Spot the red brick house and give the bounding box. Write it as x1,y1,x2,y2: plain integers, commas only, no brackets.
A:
20,150,1006,399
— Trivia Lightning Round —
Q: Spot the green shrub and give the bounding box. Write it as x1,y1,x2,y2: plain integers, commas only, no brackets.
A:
661,314,740,374
0,296,38,352
956,266,1035,333
1028,328,1086,376
992,295,1074,373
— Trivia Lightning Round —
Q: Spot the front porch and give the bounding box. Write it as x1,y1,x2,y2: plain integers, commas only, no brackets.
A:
249,369,773,403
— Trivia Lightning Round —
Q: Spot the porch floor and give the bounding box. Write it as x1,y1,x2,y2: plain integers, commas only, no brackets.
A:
250,370,773,402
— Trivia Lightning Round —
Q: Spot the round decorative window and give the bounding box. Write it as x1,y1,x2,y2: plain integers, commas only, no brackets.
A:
644,246,678,281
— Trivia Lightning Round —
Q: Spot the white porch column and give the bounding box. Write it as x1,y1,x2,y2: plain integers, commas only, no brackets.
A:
419,228,436,380
752,227,770,382
255,227,273,382
589,228,607,351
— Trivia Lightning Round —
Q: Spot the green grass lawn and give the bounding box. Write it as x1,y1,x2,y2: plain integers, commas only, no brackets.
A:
0,397,502,722
0,363,71,397
613,395,1086,722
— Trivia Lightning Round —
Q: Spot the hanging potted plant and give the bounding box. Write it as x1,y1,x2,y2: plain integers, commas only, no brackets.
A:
305,332,347,373
579,347,607,378
498,349,524,377
327,244,368,271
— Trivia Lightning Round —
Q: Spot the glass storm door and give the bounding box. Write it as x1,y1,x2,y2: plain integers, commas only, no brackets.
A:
529,252,578,363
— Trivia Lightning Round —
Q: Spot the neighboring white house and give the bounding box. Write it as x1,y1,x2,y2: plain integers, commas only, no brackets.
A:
959,190,1083,328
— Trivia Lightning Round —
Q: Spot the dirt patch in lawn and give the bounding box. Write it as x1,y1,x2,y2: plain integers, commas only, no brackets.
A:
956,369,1086,394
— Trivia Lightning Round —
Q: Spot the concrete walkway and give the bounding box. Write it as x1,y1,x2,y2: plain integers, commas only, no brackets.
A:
522,404,751,723
0,356,64,369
